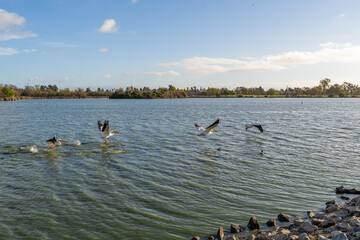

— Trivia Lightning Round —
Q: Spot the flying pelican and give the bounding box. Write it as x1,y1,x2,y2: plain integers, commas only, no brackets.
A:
45,135,68,149
194,119,220,136
98,120,119,143
245,123,264,133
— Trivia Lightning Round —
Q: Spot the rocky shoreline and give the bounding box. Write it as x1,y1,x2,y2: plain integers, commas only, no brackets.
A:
192,187,360,240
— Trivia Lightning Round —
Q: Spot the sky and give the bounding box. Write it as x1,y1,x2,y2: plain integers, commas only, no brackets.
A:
1,0,360,90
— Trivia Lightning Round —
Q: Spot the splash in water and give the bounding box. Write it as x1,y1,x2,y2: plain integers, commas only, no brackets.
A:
29,145,38,153
74,140,81,146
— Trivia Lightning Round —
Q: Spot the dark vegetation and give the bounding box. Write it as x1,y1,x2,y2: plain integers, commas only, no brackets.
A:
1,78,360,100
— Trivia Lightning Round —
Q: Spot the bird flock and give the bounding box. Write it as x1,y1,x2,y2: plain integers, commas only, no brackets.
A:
45,119,264,151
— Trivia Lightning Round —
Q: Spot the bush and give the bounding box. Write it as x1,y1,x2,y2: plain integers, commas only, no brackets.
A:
2,87,15,97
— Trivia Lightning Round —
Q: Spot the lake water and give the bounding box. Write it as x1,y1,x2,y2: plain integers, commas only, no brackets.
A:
0,98,359,239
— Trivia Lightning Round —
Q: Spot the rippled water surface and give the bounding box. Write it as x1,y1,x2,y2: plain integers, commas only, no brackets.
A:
0,98,359,239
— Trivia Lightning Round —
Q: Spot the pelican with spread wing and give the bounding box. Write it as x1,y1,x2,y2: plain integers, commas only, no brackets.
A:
98,120,119,143
245,123,264,133
45,135,68,149
194,119,220,136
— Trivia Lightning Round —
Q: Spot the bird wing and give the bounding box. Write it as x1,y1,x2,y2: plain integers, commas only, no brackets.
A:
255,125,264,132
194,123,201,130
45,136,56,144
102,120,110,135
205,119,219,131
98,120,103,131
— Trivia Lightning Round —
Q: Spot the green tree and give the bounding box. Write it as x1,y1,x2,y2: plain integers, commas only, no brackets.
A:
1,87,15,97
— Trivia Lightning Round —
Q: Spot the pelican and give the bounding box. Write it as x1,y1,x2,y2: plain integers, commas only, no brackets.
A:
45,135,68,149
195,119,219,136
98,120,119,143
245,123,264,133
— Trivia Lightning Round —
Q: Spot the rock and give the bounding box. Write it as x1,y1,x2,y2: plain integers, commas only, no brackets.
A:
224,235,236,240
208,236,215,240
319,218,336,228
295,219,306,226
334,209,349,218
308,211,315,218
350,217,360,227
336,186,360,194
231,224,244,233
255,233,271,240
326,204,340,213
248,217,260,230
191,236,200,240
278,213,291,222
247,234,256,240
299,233,310,240
299,222,318,233
317,235,329,240
312,219,325,226
217,226,224,240
289,236,299,240
340,196,350,201
327,200,336,206
332,231,348,240
338,222,350,231
314,213,327,219
355,232,360,237
266,218,276,227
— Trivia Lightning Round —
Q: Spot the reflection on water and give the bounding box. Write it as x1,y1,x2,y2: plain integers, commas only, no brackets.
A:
0,98,360,239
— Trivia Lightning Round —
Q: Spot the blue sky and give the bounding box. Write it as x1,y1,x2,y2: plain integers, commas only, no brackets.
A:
1,0,360,90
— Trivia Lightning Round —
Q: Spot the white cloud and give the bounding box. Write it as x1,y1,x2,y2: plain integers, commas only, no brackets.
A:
97,48,108,52
0,8,36,40
58,77,70,83
159,43,360,74
143,71,181,77
29,76,44,82
131,0,138,3
336,14,346,19
97,19,118,33
0,47,18,56
103,74,112,79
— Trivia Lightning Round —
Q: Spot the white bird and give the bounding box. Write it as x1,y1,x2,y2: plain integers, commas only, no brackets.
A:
98,120,119,143
245,123,264,133
44,135,68,149
194,119,220,136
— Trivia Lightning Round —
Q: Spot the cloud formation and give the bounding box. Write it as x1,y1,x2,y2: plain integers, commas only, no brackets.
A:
159,43,360,74
131,0,138,3
0,47,18,56
143,71,181,77
97,19,118,33
29,76,44,82
97,48,109,52
103,74,112,79
0,8,36,40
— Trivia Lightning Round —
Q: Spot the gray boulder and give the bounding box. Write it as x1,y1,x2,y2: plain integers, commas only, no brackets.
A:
266,218,276,227
231,224,244,233
278,213,291,222
299,222,318,233
248,217,260,230
319,218,336,228
299,233,310,240
332,231,347,240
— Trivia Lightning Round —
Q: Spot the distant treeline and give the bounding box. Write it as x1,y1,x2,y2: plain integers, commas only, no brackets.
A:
109,85,187,99
1,78,360,101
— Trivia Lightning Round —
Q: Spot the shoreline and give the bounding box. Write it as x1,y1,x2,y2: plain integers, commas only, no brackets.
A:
1,96,360,101
192,187,360,240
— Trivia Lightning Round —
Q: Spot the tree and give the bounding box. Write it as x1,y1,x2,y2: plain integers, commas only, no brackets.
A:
320,78,331,93
1,87,14,97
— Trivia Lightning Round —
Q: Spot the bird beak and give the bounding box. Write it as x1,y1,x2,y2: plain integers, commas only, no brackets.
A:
111,131,119,133
212,130,218,132
59,139,69,142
